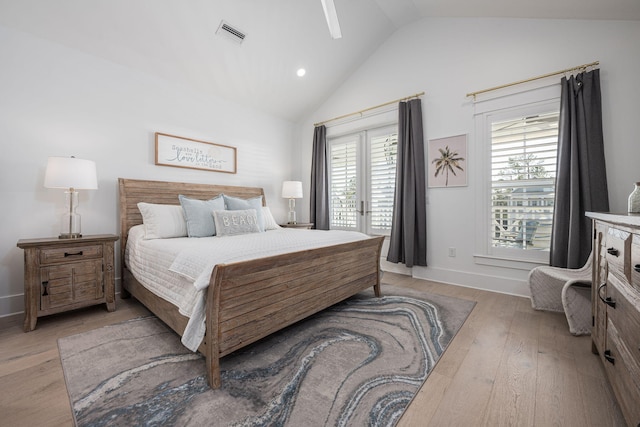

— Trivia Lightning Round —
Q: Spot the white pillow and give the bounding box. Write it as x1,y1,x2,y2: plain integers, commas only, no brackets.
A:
137,202,187,239
262,206,281,230
212,209,261,236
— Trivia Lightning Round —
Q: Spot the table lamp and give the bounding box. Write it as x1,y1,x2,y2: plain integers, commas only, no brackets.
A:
44,156,98,239
282,181,303,224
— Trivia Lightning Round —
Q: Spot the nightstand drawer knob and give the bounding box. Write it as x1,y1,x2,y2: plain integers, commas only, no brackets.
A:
41,281,49,296
64,251,84,257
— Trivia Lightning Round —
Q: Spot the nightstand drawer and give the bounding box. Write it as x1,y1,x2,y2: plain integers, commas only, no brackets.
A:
40,260,103,310
39,244,103,265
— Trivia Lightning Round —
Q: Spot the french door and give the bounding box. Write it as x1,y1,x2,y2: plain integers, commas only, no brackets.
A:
328,125,398,235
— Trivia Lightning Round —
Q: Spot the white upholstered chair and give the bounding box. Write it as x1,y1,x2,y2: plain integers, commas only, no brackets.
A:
528,253,592,335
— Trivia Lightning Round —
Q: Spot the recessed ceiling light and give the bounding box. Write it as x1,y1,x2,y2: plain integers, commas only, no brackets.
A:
297,68,306,77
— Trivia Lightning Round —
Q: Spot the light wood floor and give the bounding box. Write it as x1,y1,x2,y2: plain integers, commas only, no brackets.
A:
0,272,626,426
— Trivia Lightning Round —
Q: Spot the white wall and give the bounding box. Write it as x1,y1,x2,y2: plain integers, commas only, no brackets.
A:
0,25,296,318
295,17,640,296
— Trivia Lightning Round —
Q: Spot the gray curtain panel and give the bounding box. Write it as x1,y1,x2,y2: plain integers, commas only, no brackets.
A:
550,69,609,268
310,125,330,230
387,99,427,267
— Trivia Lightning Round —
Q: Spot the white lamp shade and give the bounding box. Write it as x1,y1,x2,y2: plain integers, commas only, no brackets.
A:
44,157,98,190
282,181,303,198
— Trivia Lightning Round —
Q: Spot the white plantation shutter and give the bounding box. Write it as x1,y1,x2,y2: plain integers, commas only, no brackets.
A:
368,132,397,234
491,111,559,251
330,139,358,230
328,125,397,235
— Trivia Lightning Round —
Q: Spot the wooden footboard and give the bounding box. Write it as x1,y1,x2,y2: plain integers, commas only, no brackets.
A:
118,178,384,389
204,236,384,387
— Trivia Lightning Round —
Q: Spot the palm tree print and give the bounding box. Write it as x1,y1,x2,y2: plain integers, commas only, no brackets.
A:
432,145,465,186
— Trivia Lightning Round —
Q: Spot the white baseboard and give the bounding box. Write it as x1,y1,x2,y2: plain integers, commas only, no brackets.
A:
380,258,412,276
411,266,530,298
0,293,23,321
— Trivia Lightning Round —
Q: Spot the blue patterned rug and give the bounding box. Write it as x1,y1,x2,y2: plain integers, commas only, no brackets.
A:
58,285,475,426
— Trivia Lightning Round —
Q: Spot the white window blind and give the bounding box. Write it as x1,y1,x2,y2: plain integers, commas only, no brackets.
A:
491,111,559,251
330,139,358,229
328,125,397,234
369,133,397,233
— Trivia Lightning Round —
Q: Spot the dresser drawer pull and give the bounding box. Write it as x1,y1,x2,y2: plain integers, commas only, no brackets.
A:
597,283,616,309
604,350,615,364
64,251,84,257
634,264,640,273
606,247,619,257
41,281,49,296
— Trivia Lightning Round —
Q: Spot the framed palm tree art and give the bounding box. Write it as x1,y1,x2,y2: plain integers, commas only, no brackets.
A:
428,134,467,187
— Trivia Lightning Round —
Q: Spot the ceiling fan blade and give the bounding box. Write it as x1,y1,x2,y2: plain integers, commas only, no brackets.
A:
320,0,342,39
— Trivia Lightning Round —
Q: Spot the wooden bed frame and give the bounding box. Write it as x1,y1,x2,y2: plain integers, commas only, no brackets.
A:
118,178,384,388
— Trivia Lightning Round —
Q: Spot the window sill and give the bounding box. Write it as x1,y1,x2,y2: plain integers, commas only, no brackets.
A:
473,254,547,271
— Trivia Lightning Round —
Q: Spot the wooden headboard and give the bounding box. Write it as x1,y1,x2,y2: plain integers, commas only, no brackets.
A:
118,178,266,268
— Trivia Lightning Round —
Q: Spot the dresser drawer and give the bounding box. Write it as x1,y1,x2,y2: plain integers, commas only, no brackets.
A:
606,274,640,369
605,227,631,283
603,321,640,427
631,234,640,293
39,244,103,265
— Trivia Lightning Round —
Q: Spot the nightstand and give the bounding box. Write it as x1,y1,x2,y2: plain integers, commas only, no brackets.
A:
279,223,314,229
16,234,119,332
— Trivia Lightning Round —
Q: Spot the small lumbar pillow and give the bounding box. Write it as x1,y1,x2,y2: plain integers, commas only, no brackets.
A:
262,206,281,230
137,202,187,239
223,195,265,232
212,209,261,236
179,194,225,237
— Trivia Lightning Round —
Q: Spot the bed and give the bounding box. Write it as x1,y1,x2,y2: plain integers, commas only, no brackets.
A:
118,178,385,388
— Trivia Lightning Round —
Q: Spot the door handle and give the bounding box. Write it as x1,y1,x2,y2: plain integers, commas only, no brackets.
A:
597,282,616,309
355,201,372,216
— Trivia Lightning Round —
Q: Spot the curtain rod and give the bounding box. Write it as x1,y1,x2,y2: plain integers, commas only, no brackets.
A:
314,91,425,127
466,61,599,100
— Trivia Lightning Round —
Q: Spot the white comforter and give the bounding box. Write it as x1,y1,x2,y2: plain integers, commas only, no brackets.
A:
126,226,369,351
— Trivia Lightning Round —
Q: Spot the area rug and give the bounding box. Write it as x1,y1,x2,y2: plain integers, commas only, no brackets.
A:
58,285,475,427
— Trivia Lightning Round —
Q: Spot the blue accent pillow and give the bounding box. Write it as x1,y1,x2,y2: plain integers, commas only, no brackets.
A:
179,194,225,237
223,194,265,232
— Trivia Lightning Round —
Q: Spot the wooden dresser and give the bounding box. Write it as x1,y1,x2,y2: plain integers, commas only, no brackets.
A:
587,212,640,426
17,234,118,332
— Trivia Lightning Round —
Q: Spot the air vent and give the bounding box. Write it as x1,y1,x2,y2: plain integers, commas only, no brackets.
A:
216,21,246,44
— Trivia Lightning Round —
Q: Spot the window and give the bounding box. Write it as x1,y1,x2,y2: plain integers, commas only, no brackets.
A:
491,111,559,252
328,125,397,235
474,83,561,264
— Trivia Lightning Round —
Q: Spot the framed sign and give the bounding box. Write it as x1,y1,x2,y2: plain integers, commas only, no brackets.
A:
428,134,467,187
155,132,237,174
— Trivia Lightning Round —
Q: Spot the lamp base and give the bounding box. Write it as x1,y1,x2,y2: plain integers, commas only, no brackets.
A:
60,190,82,239
59,233,83,239
287,198,297,224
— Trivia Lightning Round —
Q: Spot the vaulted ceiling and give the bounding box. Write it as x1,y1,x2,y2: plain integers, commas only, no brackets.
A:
1,0,639,122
